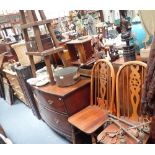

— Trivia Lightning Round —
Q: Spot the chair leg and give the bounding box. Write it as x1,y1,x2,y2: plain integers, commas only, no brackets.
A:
91,134,96,144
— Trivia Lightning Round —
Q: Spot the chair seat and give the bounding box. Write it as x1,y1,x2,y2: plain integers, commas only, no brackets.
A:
97,117,149,144
68,105,108,134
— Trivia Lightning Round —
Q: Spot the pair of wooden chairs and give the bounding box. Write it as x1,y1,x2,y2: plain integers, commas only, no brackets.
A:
68,59,147,144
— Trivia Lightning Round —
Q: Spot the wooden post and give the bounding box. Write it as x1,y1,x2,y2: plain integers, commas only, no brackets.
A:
44,55,55,85
28,55,36,77
99,10,104,22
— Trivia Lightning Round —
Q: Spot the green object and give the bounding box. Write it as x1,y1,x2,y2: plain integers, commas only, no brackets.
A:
114,19,120,26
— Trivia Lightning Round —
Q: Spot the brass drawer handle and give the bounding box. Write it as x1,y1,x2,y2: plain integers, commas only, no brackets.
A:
47,100,53,105
54,118,59,124
58,98,62,101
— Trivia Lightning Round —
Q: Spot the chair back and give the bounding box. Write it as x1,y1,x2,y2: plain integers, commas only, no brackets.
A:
116,61,147,121
90,59,115,113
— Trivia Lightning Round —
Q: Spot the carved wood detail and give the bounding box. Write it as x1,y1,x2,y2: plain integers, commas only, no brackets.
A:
91,60,115,112
129,65,141,121
116,61,147,121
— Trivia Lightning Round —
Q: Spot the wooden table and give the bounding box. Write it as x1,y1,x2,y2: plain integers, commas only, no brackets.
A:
32,77,90,142
113,55,142,65
112,55,143,73
66,36,93,64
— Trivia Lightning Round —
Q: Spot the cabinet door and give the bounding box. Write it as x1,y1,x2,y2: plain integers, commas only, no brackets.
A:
34,90,67,114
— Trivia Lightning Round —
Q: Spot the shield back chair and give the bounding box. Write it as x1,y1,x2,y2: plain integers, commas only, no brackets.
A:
97,61,149,144
68,59,115,143
116,61,147,122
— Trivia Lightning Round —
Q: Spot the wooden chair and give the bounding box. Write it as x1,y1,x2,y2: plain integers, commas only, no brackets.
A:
97,61,149,144
68,59,115,143
116,61,147,121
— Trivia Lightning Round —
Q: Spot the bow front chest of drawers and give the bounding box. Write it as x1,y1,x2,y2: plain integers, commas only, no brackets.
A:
32,77,90,142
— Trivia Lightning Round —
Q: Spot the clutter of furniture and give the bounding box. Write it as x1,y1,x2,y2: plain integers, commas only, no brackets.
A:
0,10,153,144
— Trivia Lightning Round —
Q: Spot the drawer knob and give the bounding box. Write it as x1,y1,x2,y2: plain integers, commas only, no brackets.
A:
58,98,62,101
54,118,59,124
47,100,53,105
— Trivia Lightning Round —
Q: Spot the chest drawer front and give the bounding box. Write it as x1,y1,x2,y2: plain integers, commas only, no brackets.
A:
39,106,72,136
34,90,66,114
64,84,90,116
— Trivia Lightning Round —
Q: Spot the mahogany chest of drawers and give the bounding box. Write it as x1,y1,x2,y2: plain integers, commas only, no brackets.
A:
32,77,90,142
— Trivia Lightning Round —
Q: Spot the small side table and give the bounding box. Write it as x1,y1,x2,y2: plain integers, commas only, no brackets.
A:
66,36,93,64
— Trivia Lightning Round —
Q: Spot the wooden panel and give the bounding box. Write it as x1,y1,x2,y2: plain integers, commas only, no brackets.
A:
83,40,93,60
33,77,90,97
15,66,41,119
64,83,90,116
68,105,108,134
75,44,87,63
66,44,79,61
129,65,141,120
34,90,67,114
38,106,72,137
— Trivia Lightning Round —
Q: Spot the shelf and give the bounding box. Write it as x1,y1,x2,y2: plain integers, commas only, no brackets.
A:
71,57,96,66
26,46,64,57
21,19,53,29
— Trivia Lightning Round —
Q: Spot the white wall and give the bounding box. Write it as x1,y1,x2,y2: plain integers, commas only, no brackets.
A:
44,10,70,19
